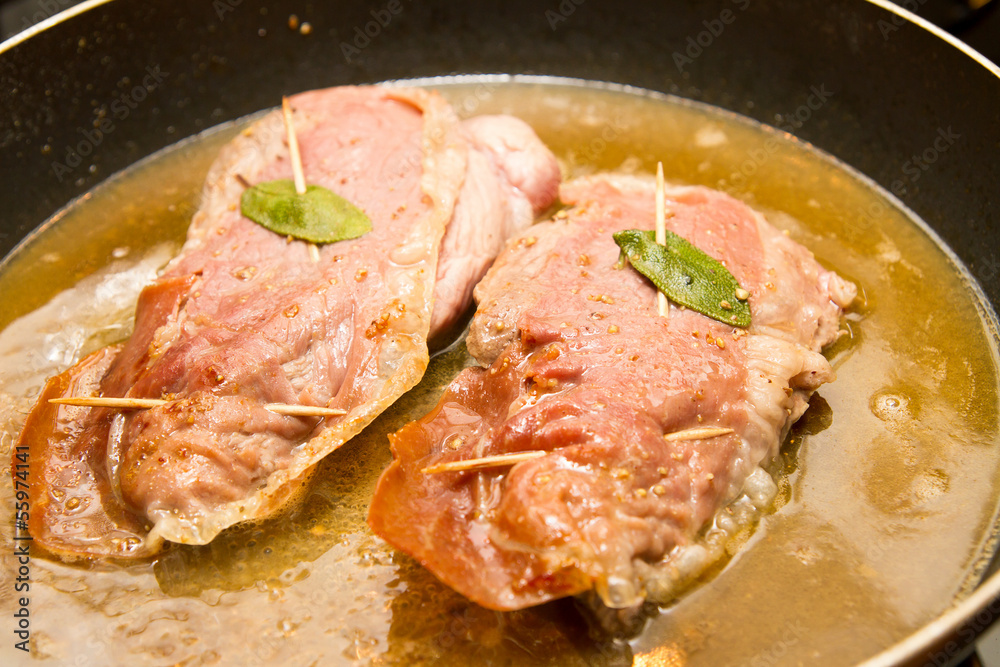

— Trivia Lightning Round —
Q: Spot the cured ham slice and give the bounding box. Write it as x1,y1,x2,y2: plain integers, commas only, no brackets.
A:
17,86,559,558
368,174,856,611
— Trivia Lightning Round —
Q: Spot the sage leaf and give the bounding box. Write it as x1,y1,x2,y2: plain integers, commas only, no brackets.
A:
240,179,372,244
613,229,751,327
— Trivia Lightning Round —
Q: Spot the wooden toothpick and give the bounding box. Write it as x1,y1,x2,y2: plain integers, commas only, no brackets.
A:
663,427,735,442
281,96,307,196
421,450,546,474
49,396,346,418
419,427,737,474
655,162,669,318
282,96,321,262
263,403,346,417
50,397,167,409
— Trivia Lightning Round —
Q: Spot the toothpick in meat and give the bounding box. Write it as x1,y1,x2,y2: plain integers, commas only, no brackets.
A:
49,396,346,418
49,397,168,409
422,450,547,474
282,96,322,262
655,161,669,318
281,96,307,196
663,426,735,442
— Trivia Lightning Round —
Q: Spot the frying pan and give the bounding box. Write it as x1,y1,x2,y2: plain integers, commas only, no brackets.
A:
1,0,998,664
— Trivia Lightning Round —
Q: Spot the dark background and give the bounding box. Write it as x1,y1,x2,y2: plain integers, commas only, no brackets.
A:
3,0,1000,65
2,0,994,63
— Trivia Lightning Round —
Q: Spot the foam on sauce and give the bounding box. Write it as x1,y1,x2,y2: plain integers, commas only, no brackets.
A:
0,77,998,665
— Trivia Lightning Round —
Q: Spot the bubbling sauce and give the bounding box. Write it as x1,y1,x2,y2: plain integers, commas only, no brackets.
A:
0,77,998,666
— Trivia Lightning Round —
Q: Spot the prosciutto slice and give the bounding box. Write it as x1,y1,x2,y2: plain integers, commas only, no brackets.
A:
368,174,856,611
17,86,559,558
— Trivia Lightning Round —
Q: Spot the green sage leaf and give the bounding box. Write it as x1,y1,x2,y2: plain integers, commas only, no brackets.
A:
612,229,751,327
240,179,372,244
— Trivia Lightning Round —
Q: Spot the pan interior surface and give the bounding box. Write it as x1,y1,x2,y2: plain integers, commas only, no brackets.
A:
0,77,998,666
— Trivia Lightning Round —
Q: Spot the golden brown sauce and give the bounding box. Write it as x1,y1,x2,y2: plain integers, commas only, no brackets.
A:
0,77,998,665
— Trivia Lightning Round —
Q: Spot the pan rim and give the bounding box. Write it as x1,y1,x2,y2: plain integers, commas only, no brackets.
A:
864,0,1000,76
0,0,113,53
